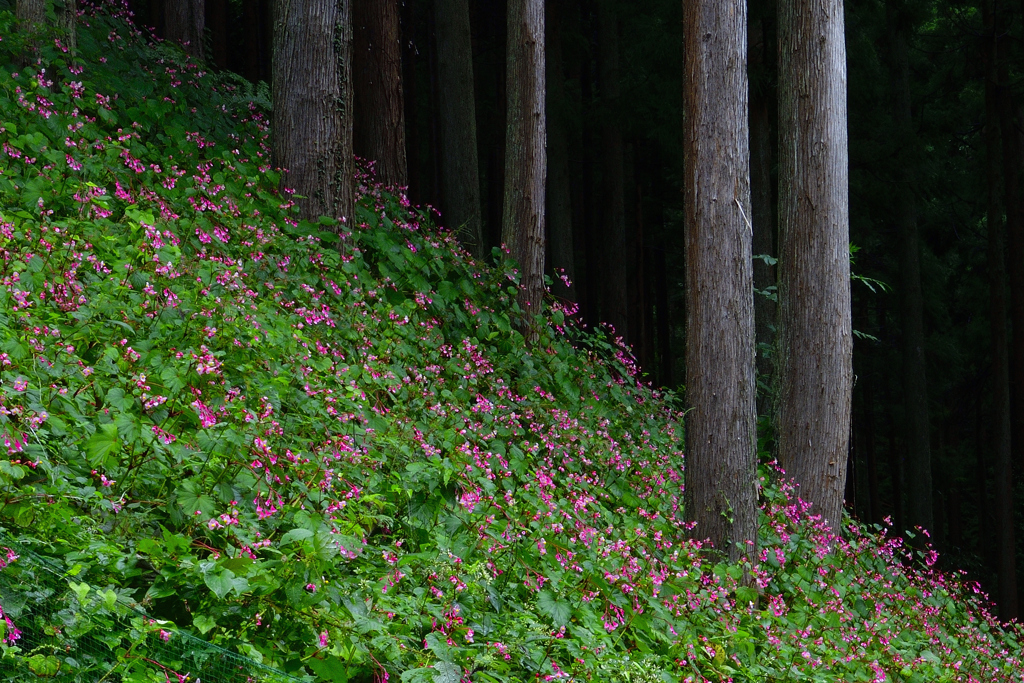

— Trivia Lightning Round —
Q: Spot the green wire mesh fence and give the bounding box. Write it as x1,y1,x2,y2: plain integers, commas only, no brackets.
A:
0,531,305,683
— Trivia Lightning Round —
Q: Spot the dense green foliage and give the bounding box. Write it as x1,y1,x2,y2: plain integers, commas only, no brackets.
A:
0,6,1023,683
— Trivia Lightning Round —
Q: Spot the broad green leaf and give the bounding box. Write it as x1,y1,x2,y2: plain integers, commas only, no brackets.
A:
432,662,461,683
537,591,572,627
69,581,91,603
279,527,315,545
204,569,235,600
84,422,120,467
193,614,217,634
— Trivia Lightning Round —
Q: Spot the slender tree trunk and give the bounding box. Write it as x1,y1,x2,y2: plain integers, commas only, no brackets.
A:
435,0,484,256
502,0,546,328
777,0,853,534
354,0,408,187
598,0,628,339
983,0,1017,621
683,0,759,563
165,0,205,59
273,0,355,228
886,1,933,537
546,0,576,300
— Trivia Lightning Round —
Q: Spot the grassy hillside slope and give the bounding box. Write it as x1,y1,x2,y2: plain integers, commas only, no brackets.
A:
0,5,1021,682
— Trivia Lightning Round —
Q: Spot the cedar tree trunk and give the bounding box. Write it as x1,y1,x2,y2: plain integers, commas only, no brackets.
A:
502,0,546,328
165,0,205,59
683,0,759,563
776,0,853,534
273,0,356,228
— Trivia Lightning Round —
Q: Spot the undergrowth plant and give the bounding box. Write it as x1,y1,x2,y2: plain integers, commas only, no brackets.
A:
0,3,1020,682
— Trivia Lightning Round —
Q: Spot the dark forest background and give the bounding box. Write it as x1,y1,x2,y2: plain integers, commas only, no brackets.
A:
120,0,1024,618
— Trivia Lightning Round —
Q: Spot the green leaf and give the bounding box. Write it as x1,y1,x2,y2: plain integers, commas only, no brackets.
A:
193,614,217,634
735,586,759,607
432,662,461,683
279,527,314,545
27,654,61,677
537,591,572,627
84,422,120,467
105,387,129,411
69,581,91,603
308,656,351,683
204,569,235,600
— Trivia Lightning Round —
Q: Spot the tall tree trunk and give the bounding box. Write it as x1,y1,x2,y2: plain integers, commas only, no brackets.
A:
165,0,205,59
749,13,775,419
273,0,355,228
502,0,546,329
354,0,408,187
777,0,853,534
435,0,484,256
16,0,45,66
683,0,759,563
982,0,1018,622
886,1,933,537
547,0,576,300
16,0,45,30
598,0,628,339
56,0,77,54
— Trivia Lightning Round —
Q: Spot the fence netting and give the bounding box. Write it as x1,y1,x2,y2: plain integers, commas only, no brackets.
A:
0,531,304,683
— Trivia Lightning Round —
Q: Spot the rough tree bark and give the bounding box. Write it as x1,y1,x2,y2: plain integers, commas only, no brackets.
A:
165,0,205,59
683,0,759,563
983,0,1018,622
886,0,933,537
16,0,46,66
55,0,77,53
502,0,546,328
273,0,355,228
434,0,484,257
353,0,408,187
16,0,45,30
598,0,628,339
776,0,853,534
